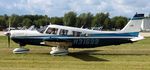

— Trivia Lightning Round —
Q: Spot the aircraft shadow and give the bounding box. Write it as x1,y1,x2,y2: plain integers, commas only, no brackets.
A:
91,53,150,55
69,50,109,62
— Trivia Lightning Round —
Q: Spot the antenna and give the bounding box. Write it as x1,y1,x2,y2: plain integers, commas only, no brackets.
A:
80,23,86,28
80,25,84,28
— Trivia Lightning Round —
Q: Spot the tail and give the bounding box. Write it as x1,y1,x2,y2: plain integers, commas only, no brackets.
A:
121,13,144,32
120,13,145,41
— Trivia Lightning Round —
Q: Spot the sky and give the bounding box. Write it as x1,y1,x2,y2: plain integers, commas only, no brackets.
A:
0,0,149,17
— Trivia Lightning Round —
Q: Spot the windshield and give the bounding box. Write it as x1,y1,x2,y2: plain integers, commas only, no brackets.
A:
37,25,48,33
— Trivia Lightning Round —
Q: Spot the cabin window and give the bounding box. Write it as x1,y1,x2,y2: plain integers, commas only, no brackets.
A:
72,31,81,37
59,29,68,35
46,28,58,34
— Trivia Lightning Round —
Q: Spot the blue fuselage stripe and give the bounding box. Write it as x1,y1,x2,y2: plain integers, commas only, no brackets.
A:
90,32,139,37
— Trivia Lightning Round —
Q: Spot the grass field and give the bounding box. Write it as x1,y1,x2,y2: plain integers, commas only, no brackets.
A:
0,36,150,70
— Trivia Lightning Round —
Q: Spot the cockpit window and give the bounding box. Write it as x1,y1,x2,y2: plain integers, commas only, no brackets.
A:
37,25,48,33
59,29,68,35
46,28,58,34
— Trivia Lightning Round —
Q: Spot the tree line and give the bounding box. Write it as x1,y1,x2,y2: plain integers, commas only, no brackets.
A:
0,11,129,31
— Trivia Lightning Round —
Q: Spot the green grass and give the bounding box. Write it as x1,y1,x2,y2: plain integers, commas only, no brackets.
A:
0,36,150,70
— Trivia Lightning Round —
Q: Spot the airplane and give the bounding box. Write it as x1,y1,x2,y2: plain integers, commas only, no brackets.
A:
4,13,145,55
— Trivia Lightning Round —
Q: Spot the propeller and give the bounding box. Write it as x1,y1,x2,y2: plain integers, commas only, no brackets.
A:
8,17,11,47
7,31,10,47
5,18,11,47
4,30,11,47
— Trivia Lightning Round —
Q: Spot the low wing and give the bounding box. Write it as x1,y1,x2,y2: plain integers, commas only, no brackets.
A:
42,36,134,47
43,37,72,47
44,41,72,47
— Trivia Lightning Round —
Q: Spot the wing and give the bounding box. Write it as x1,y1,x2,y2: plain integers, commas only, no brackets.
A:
43,37,72,47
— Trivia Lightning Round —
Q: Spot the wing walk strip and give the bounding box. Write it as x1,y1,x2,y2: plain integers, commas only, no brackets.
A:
44,41,72,46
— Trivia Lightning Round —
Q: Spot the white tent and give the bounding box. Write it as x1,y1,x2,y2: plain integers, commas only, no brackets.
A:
142,18,150,31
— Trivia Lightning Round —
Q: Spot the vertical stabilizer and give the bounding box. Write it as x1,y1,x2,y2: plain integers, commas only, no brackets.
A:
121,14,144,32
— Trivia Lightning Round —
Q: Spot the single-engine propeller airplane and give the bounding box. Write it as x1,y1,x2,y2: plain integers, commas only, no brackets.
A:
4,13,144,55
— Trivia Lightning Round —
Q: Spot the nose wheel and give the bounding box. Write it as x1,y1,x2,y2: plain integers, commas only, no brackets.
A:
50,46,69,55
13,44,30,54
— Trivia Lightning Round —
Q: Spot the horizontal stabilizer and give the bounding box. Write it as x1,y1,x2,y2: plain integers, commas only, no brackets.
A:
130,35,144,41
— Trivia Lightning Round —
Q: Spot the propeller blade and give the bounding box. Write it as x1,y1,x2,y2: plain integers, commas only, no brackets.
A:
8,35,10,47
7,17,11,47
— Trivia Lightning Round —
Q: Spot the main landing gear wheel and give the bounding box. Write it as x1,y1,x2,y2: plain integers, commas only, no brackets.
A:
50,46,69,56
13,45,30,54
